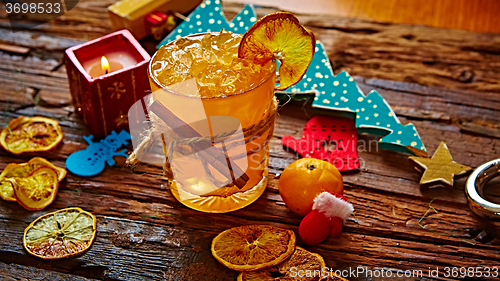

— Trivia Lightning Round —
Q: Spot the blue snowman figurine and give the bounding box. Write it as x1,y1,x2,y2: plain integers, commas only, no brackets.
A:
66,130,131,177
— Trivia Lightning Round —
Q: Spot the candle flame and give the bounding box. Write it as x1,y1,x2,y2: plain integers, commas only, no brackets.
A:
101,56,110,74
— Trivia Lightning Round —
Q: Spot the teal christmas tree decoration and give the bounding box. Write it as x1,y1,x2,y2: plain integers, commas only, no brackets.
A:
158,0,256,47
279,41,426,155
157,0,426,155
355,90,426,154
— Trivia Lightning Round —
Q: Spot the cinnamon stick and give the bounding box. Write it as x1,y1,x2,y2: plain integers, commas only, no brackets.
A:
149,101,249,189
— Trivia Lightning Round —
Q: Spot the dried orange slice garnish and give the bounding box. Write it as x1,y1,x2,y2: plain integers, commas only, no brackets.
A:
238,246,331,281
0,157,66,202
0,116,64,154
238,12,316,90
211,225,296,271
23,207,97,259
7,167,59,211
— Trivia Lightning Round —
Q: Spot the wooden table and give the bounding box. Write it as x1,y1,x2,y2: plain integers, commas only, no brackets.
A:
1,1,499,280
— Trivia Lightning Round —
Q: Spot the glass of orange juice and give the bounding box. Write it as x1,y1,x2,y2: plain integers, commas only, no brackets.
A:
147,30,277,213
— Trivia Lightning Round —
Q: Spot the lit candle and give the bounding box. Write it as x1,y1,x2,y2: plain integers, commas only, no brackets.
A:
84,52,138,78
102,56,110,74
64,30,151,137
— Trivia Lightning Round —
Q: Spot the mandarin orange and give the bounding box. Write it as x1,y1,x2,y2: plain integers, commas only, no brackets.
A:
278,158,343,216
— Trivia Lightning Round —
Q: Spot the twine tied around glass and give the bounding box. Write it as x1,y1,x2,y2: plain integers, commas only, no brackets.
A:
126,96,278,189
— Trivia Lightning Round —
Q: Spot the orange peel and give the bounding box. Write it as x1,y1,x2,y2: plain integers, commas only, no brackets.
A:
8,166,59,211
211,225,296,271
0,116,64,154
23,207,97,259
238,246,335,281
0,157,66,202
238,12,316,90
0,180,16,202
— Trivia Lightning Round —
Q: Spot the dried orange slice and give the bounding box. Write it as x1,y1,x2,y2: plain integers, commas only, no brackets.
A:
238,247,348,281
0,116,64,154
0,157,66,202
23,207,97,259
238,12,316,90
7,167,59,211
0,179,16,201
211,225,296,271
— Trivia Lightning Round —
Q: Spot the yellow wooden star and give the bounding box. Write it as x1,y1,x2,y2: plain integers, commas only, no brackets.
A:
409,142,472,187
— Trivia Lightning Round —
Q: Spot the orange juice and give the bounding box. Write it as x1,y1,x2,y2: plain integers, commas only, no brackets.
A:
148,30,276,213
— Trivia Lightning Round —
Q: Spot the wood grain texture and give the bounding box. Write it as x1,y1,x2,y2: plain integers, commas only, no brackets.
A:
0,262,97,280
0,1,499,281
225,0,500,34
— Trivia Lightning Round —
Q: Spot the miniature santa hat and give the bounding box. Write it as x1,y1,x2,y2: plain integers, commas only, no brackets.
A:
299,192,354,246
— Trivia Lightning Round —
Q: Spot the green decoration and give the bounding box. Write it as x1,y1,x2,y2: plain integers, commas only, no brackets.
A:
280,42,426,155
157,0,256,47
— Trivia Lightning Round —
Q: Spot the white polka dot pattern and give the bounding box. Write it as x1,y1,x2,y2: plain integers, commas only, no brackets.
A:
158,0,257,47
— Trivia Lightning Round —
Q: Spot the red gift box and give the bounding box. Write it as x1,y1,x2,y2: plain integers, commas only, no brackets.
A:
145,11,176,40
64,29,151,138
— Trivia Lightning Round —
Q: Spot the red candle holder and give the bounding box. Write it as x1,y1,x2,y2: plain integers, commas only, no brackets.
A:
65,29,151,138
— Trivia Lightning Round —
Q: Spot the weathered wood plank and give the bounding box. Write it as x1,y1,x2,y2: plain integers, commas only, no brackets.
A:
461,122,500,139
0,0,112,41
0,28,84,51
0,262,98,281
1,72,499,205
0,43,30,54
0,202,244,281
359,78,500,125
0,173,499,280
1,1,500,280
222,3,500,95
2,0,500,97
